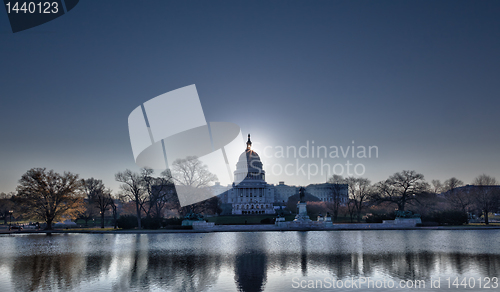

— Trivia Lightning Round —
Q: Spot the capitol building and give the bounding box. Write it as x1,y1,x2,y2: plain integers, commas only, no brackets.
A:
216,135,348,215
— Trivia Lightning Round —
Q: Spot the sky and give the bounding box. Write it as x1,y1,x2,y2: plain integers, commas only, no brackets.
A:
1,0,499,193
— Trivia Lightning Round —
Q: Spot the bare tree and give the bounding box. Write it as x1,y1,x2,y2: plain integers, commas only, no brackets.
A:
346,198,357,223
116,168,180,228
16,168,85,230
431,179,444,194
327,175,347,222
81,178,104,226
373,170,429,211
115,169,145,229
444,177,464,192
109,194,119,229
442,177,471,221
472,174,499,225
345,177,372,222
171,156,218,214
0,192,15,225
94,188,113,228
140,168,177,218
153,170,178,217
139,167,155,217
171,156,218,188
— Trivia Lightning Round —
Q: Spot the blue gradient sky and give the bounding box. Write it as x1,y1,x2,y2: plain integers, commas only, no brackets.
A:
1,0,499,193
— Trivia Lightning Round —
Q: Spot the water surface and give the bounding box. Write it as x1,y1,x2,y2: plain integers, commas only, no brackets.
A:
0,230,499,291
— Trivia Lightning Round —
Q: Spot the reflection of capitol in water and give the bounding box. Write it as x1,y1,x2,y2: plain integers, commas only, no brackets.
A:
1,231,500,292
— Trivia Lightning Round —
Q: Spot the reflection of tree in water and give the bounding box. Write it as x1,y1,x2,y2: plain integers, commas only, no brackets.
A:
273,232,355,279
145,252,223,292
266,251,500,282
362,252,435,280
111,235,223,292
11,253,86,291
307,253,354,278
84,252,113,279
233,233,268,292
6,232,500,291
299,232,307,276
9,234,222,292
444,253,500,278
110,234,148,291
9,236,111,291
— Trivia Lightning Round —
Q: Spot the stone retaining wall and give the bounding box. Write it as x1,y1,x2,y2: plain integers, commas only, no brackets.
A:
191,220,421,232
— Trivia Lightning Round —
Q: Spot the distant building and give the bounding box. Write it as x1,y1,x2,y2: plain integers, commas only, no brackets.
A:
274,181,298,203
216,134,348,215
305,183,348,204
211,182,231,197
440,184,500,197
225,134,275,215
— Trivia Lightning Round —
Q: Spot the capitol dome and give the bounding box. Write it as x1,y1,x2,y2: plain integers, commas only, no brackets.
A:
234,134,265,182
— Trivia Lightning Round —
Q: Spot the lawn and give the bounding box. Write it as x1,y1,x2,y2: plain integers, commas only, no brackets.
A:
467,222,500,226
74,219,114,226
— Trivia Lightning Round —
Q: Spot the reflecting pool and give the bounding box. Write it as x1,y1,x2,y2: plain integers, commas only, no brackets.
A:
1,230,499,291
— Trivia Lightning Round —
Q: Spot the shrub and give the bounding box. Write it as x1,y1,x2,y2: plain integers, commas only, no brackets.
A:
162,217,183,227
141,217,163,229
116,215,138,229
426,210,468,226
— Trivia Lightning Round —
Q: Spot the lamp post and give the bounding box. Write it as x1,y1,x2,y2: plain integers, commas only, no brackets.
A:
8,210,13,231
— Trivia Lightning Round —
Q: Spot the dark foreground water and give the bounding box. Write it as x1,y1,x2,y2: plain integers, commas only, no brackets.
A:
0,230,499,291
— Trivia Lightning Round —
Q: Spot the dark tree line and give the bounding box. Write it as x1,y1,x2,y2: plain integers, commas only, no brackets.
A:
1,168,123,230
82,178,116,228
2,166,499,229
0,158,222,230
115,168,178,229
324,171,500,225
